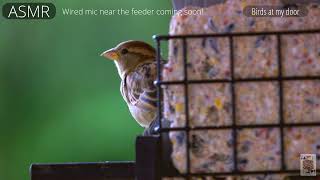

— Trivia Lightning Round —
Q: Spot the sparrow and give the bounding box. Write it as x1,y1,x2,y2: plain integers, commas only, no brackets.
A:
101,40,163,133
101,41,179,172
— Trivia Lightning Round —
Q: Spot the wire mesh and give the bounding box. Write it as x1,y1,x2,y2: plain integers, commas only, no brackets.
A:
154,29,320,179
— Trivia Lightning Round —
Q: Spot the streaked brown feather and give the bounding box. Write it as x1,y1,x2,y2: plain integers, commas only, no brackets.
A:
121,61,159,111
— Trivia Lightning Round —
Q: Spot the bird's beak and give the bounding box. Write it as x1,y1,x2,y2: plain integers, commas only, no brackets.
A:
100,48,119,61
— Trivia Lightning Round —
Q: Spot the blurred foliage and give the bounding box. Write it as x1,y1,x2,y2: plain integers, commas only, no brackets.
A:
0,0,171,179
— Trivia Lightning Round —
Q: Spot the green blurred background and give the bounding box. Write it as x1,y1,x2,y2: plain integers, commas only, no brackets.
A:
0,0,171,179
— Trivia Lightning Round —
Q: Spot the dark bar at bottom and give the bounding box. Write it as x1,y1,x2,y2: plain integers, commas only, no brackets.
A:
136,135,161,180
30,161,135,180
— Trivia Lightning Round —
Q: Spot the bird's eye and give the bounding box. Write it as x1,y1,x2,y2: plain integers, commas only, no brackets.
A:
121,48,128,55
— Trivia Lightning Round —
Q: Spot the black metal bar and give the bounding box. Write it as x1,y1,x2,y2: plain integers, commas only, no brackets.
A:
156,76,320,85
30,162,135,180
155,39,162,132
182,38,191,179
135,136,160,180
155,37,163,180
277,34,286,170
229,36,238,172
154,29,320,40
160,122,320,132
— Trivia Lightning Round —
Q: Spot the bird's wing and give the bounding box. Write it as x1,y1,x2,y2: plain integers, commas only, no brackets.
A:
123,61,163,111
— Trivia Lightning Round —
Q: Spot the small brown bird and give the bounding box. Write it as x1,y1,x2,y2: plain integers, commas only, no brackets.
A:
101,41,176,168
101,40,162,131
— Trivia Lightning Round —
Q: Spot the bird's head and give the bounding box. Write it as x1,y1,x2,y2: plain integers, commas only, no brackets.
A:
101,40,156,79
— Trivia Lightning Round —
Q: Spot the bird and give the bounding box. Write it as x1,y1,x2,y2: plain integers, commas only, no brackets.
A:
101,40,163,134
101,41,179,173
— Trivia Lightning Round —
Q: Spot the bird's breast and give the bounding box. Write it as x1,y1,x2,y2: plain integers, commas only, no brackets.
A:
128,105,156,127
